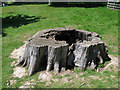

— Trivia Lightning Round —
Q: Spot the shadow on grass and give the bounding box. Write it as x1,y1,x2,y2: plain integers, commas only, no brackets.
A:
7,2,48,6
2,14,46,37
50,2,107,8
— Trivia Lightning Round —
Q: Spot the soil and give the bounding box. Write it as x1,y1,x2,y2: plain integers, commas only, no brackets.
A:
13,67,27,78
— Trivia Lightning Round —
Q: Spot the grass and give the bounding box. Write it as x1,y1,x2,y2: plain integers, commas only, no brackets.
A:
2,4,118,88
0,35,2,90
0,6,2,90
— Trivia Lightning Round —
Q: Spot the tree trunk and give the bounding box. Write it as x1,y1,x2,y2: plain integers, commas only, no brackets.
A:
15,27,110,76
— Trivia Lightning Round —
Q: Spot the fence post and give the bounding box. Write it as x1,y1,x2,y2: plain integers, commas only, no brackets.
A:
48,0,51,6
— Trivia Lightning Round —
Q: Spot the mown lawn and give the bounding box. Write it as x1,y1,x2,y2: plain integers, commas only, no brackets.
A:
0,35,2,89
2,4,118,88
0,6,2,90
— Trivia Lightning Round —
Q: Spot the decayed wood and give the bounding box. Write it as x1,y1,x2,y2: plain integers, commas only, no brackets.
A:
46,44,69,73
73,41,110,70
15,27,110,76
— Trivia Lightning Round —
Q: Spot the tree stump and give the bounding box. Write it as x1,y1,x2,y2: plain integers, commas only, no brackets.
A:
15,27,110,76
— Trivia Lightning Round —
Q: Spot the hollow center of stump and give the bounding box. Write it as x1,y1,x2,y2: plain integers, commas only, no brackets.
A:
29,28,92,46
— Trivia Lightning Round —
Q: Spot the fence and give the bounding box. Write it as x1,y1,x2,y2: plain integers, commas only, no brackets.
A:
107,0,120,10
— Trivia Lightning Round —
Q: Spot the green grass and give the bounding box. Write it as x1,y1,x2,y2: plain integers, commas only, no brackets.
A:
0,35,2,89
2,4,118,88
0,6,2,90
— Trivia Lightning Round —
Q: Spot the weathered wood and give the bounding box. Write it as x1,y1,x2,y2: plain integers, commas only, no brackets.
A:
15,27,110,76
46,44,69,73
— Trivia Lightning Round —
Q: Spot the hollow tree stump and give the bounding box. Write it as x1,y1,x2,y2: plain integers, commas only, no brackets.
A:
15,27,110,76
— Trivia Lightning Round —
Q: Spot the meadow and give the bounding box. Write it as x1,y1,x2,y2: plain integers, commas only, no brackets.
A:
2,4,118,88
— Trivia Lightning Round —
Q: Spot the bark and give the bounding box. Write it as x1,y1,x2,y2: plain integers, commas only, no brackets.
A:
73,41,110,70
15,27,110,75
46,44,68,73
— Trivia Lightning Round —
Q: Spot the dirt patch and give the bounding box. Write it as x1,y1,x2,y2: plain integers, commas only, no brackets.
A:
6,80,17,88
9,80,17,85
10,42,118,72
13,67,27,78
30,79,34,82
81,77,85,81
38,71,53,81
19,80,35,88
10,42,118,83
10,42,27,78
53,78,59,82
59,70,73,77
11,61,16,66
19,85,29,88
111,75,116,78
24,81,33,86
38,71,53,86
89,75,103,80
61,77,71,83
9,42,26,59
103,55,118,71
